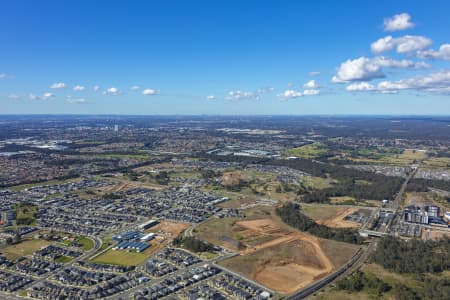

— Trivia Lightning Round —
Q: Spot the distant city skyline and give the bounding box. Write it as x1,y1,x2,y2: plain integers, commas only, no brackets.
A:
1,0,450,115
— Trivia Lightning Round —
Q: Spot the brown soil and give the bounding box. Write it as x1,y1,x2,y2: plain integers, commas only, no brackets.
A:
221,171,249,187
149,220,189,239
422,228,450,240
316,208,361,228
221,218,335,294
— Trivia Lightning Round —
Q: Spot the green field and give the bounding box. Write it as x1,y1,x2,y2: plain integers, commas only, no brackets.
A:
76,237,95,251
349,149,427,166
302,205,342,220
55,255,73,263
15,203,38,225
299,176,332,190
1,239,51,260
285,143,328,159
91,248,151,266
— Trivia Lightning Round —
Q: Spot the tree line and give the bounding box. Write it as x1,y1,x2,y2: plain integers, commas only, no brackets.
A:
172,236,214,253
275,202,362,244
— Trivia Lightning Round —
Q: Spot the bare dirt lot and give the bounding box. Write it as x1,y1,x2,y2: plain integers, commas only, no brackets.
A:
221,171,251,187
303,205,361,228
421,228,450,240
148,220,189,240
220,229,334,294
197,207,359,294
217,218,350,294
316,208,361,228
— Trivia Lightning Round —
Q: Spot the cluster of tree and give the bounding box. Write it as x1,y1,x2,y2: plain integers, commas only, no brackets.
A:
200,169,222,180
15,203,38,226
154,171,170,185
420,277,450,300
137,169,171,185
407,178,450,193
203,154,404,202
172,236,214,253
275,159,404,202
338,271,450,300
372,236,450,274
5,230,21,245
276,202,362,244
337,271,390,295
301,176,403,203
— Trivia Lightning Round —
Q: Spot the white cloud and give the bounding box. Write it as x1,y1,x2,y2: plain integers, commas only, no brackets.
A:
0,73,6,79
344,70,450,94
130,85,140,91
73,85,85,91
346,82,376,91
225,87,273,101
226,90,260,101
142,88,157,95
304,80,319,89
278,89,302,99
372,56,429,69
383,13,414,31
377,70,450,94
256,87,275,94
50,82,66,89
93,85,100,92
309,71,320,76
103,87,120,95
377,81,409,91
66,96,86,104
42,92,54,100
30,92,55,100
8,93,20,100
332,57,384,83
417,44,450,60
303,89,320,96
332,56,428,83
206,95,216,100
371,35,432,54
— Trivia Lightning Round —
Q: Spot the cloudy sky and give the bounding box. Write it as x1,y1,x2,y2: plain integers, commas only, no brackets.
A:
1,0,450,115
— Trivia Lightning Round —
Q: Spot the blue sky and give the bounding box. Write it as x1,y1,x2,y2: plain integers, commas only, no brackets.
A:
1,0,450,115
